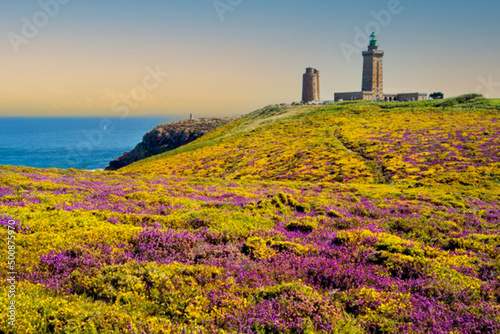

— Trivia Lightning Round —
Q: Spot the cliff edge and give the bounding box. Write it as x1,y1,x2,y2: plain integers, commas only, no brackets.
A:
105,118,236,171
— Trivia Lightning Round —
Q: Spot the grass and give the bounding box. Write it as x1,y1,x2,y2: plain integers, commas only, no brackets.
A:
1,97,499,333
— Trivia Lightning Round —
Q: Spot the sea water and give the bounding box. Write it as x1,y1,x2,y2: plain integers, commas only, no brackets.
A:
0,117,175,170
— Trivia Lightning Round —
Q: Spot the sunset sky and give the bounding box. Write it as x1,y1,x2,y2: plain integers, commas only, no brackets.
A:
1,0,499,117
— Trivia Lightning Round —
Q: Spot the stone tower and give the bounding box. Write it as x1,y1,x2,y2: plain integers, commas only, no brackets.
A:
362,33,384,101
302,68,320,102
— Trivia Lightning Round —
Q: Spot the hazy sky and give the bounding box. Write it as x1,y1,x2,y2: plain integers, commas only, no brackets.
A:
1,0,499,117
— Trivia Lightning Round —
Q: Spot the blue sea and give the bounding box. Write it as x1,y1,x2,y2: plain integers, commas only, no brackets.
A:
0,117,176,170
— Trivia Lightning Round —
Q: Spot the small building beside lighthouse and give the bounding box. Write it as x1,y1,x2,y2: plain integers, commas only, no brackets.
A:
302,68,320,103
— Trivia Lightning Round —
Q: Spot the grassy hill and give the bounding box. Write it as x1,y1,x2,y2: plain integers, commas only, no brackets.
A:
0,98,499,333
123,99,500,187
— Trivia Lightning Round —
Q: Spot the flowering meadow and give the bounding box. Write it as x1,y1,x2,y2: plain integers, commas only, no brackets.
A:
1,99,499,333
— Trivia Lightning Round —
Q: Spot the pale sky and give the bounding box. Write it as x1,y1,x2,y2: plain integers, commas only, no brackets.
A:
1,0,499,117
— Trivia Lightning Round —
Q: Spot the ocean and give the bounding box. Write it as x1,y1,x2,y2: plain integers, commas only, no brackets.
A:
0,117,175,170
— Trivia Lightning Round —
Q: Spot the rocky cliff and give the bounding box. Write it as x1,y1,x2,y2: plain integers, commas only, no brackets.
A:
106,118,236,171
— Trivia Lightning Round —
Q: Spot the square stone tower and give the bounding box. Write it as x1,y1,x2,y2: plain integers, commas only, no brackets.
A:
302,68,320,102
362,33,384,101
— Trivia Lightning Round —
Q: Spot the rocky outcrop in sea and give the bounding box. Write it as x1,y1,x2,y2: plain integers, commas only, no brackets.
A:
105,118,236,170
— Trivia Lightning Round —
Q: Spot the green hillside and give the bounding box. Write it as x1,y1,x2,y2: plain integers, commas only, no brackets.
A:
1,98,499,333
123,100,500,188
